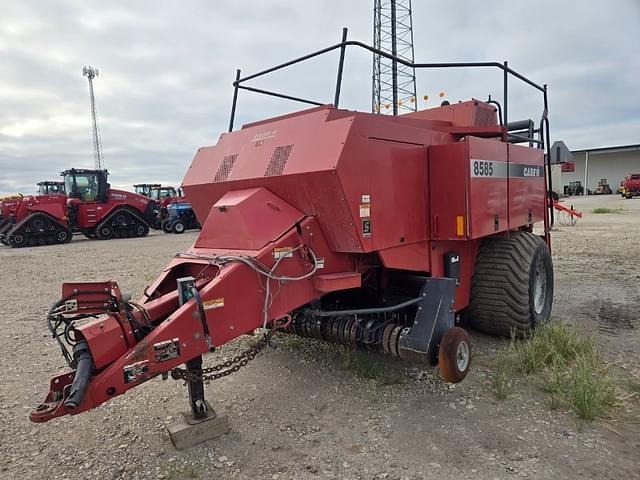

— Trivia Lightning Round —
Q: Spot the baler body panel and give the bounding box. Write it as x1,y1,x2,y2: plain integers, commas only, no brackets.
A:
184,106,436,259
467,137,509,238
429,136,546,241
183,106,358,252
195,187,305,250
507,143,546,227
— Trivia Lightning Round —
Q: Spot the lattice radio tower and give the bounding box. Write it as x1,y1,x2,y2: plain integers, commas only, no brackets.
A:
372,0,417,115
82,66,104,170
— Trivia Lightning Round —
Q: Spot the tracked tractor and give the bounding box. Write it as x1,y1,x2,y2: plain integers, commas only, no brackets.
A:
0,194,23,240
37,181,66,196
0,180,67,245
2,169,157,247
31,32,556,445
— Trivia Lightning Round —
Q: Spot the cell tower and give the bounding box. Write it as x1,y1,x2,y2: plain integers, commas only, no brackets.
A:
82,66,104,170
372,0,417,115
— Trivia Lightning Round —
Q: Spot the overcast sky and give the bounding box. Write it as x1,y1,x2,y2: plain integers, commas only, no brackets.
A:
1,0,639,194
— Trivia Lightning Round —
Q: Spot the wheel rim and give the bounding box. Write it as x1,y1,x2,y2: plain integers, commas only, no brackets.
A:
101,226,111,237
57,231,68,242
456,340,470,372
13,234,24,245
136,225,145,235
175,223,184,232
533,256,547,315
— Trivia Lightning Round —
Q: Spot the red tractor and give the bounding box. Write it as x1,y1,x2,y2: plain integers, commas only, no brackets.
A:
0,195,23,239
134,183,182,228
2,169,157,247
30,33,556,444
0,180,67,245
37,181,66,196
622,173,640,198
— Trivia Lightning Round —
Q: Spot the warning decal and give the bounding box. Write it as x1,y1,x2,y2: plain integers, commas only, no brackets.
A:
359,203,371,218
203,297,225,310
273,247,294,259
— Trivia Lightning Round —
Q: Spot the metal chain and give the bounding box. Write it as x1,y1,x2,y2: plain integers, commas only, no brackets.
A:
170,329,276,384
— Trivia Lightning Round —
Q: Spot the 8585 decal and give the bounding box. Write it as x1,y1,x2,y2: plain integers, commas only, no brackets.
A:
472,160,494,177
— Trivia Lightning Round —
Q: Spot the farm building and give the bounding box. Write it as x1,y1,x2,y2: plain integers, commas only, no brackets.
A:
561,144,640,194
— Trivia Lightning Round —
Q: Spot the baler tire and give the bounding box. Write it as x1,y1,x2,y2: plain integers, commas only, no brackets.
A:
468,231,553,337
172,220,186,234
438,327,471,383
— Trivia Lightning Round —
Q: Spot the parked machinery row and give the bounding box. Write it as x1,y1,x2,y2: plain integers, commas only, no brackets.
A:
0,169,157,248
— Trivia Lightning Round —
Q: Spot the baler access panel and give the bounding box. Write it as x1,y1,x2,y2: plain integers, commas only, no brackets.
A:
429,136,545,240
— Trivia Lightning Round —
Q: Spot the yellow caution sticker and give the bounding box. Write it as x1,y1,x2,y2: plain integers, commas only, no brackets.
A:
456,215,465,236
273,247,294,259
203,298,225,310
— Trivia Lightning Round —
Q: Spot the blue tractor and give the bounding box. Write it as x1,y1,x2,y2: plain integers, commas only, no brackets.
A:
161,201,201,234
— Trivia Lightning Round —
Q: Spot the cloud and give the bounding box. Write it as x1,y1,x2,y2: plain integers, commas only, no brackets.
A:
0,0,638,194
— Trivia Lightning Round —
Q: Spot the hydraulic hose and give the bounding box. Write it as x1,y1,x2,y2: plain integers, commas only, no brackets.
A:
63,340,94,409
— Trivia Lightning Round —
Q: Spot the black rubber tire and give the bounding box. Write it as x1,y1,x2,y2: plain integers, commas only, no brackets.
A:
55,228,72,244
161,220,173,233
135,223,149,237
468,231,554,337
172,220,186,234
97,224,114,240
10,232,26,248
438,327,471,383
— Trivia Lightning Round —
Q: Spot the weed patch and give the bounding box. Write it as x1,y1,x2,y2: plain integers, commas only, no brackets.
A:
592,207,623,214
490,322,618,421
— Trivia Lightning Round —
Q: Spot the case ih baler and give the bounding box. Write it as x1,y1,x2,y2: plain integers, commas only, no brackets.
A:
31,34,555,436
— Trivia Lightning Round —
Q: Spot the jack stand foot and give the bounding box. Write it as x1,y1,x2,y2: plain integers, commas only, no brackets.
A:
166,401,230,449
166,355,230,449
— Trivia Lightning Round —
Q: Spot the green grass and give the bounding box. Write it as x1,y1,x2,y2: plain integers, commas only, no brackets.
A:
568,357,616,420
340,349,404,385
592,207,623,214
492,354,513,400
491,322,619,421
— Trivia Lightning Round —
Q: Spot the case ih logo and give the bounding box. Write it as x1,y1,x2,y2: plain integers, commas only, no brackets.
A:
470,159,543,178
112,193,128,199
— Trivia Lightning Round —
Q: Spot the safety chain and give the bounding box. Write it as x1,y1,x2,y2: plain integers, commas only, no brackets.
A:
170,328,276,384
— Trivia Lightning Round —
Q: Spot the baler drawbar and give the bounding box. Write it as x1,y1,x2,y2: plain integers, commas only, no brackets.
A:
32,30,555,432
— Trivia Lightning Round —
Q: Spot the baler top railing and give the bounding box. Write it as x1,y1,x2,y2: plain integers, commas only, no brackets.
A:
228,27,548,133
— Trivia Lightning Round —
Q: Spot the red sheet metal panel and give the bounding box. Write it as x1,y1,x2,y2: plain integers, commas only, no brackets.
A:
467,137,509,238
336,116,429,254
429,142,468,240
429,137,509,240
182,106,361,253
194,187,305,250
507,144,546,228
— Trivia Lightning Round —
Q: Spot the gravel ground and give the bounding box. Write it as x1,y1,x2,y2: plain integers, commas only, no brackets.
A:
0,194,638,480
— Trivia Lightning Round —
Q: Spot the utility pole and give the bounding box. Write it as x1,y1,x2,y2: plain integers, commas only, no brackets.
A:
372,0,417,115
82,66,104,170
